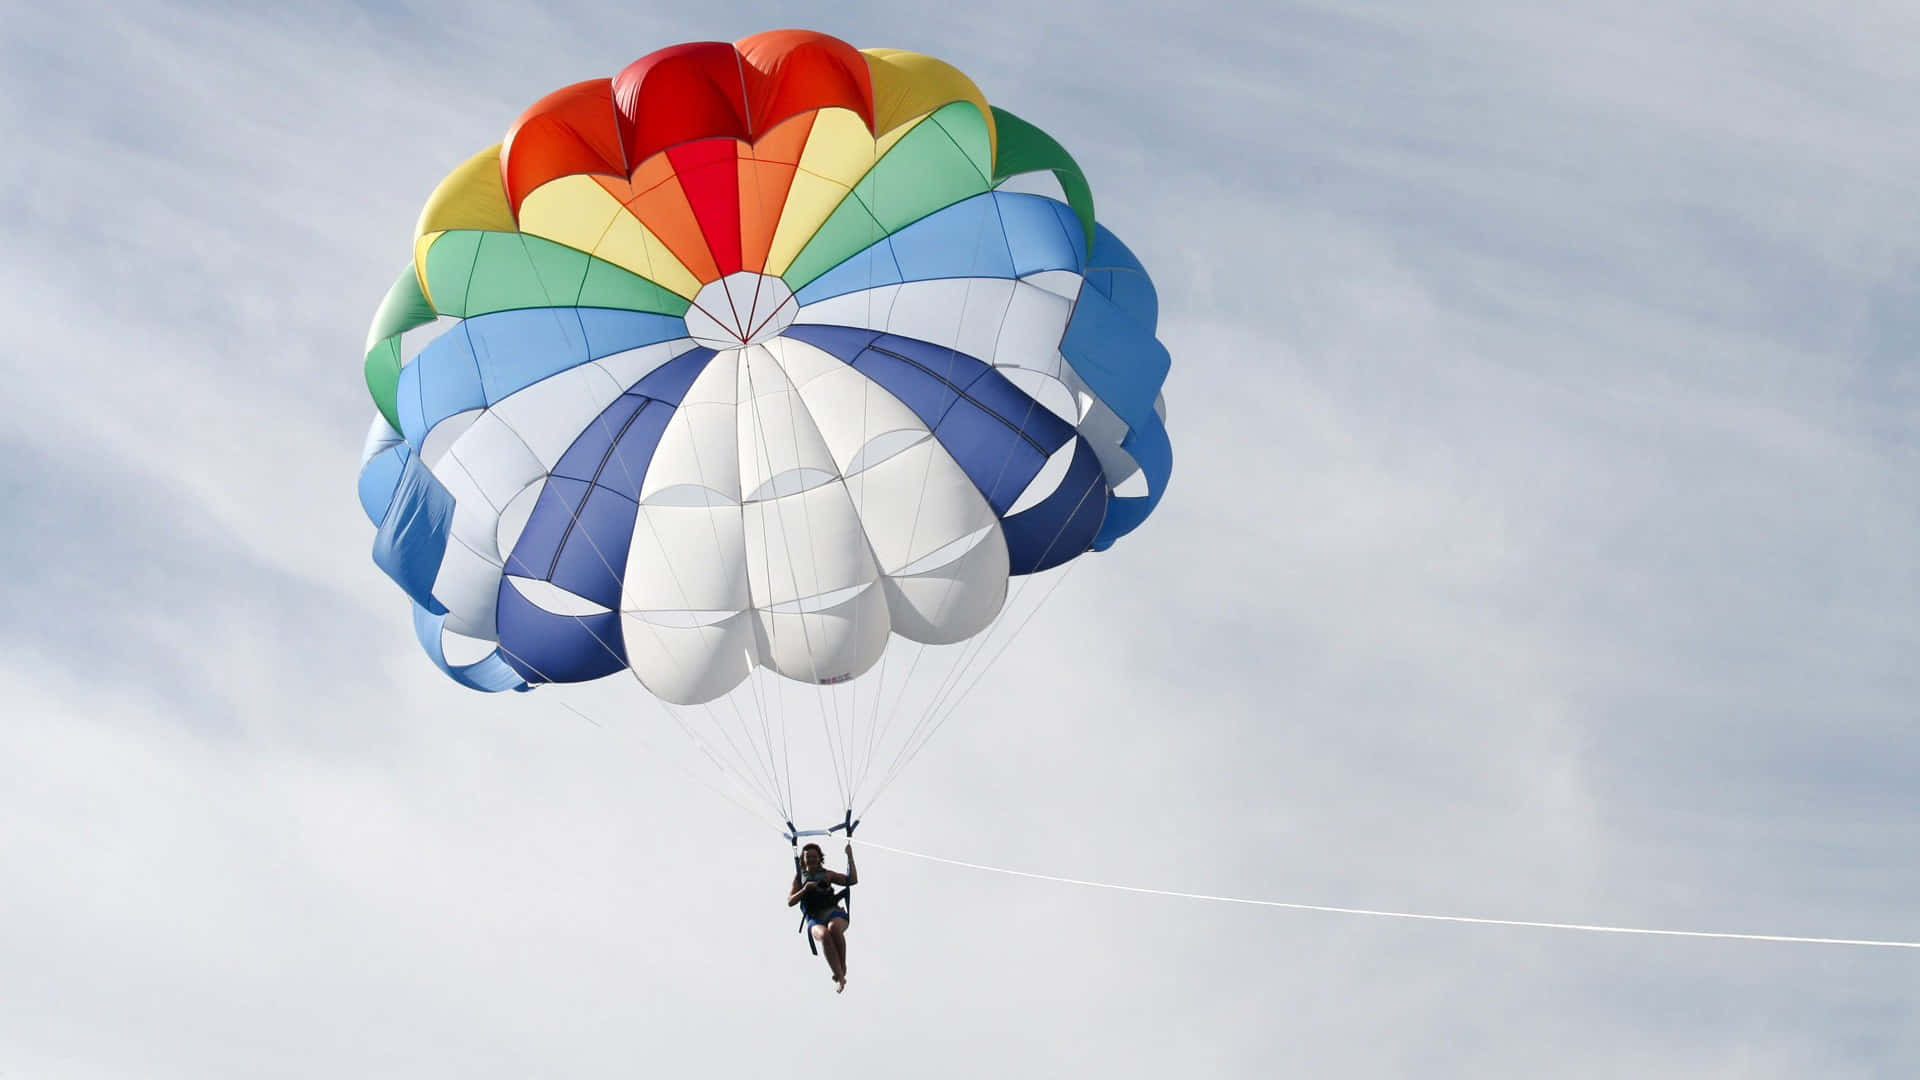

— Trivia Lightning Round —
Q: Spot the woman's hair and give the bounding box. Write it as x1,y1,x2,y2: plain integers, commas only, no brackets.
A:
800,842,823,857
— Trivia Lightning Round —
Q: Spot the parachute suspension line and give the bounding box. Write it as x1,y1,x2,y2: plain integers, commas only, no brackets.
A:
619,348,791,823
487,616,787,823
906,196,1044,706
770,669,796,822
852,317,886,798
934,556,1083,729
745,668,786,818
672,681,783,814
728,134,804,821
842,180,1003,807
820,136,887,799
849,145,884,791
903,473,1102,781
638,641,786,815
723,670,790,818
489,387,795,820
902,206,998,708
858,839,1920,951
739,131,862,815
855,646,891,798
643,683,786,818
526,353,794,807
767,346,859,800
774,343,858,800
871,315,1113,795
635,349,797,822
741,668,794,823
862,469,1104,818
863,532,1077,810
430,412,791,814
871,558,1082,813
917,463,1102,731
900,234,1102,753
849,480,1038,804
851,200,1097,804
764,105,883,799
741,348,852,814
886,349,1048,774
864,638,930,788
723,673,790,819
598,494,793,818
849,132,900,805
850,379,1027,800
552,699,786,835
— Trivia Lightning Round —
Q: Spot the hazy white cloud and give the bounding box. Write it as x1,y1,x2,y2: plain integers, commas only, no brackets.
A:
4,0,1917,1076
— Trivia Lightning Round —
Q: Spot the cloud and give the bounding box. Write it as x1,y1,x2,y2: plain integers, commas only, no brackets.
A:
3,0,1917,1075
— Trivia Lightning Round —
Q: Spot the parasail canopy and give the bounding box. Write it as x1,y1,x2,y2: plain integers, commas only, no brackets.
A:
356,29,1173,825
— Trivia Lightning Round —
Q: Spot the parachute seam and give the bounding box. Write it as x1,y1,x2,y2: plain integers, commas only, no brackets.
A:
741,347,852,810
781,108,984,292
773,343,856,788
786,107,931,196
476,481,791,814
864,340,1048,457
485,356,795,815
656,362,796,814
543,396,656,581
593,353,795,816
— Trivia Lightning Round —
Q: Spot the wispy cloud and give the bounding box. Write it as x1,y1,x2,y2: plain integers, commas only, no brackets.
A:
3,1,1916,1075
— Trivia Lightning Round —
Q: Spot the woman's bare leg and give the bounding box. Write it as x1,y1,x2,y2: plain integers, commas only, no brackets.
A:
826,916,850,990
812,923,845,986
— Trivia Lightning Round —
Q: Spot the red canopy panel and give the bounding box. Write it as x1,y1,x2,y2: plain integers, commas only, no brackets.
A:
734,29,874,137
500,79,624,214
502,32,880,218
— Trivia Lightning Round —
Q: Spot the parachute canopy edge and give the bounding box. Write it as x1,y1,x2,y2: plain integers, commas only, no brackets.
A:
989,106,1096,256
412,143,515,303
363,266,436,432
352,30,1177,801
862,47,995,154
413,602,531,693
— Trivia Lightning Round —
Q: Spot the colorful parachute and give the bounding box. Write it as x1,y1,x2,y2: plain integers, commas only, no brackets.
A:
357,30,1171,820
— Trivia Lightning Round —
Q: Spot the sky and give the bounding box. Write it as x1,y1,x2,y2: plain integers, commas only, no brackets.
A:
4,1,1918,1075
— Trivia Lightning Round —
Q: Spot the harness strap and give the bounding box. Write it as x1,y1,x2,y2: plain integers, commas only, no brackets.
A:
788,812,859,955
791,847,818,955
